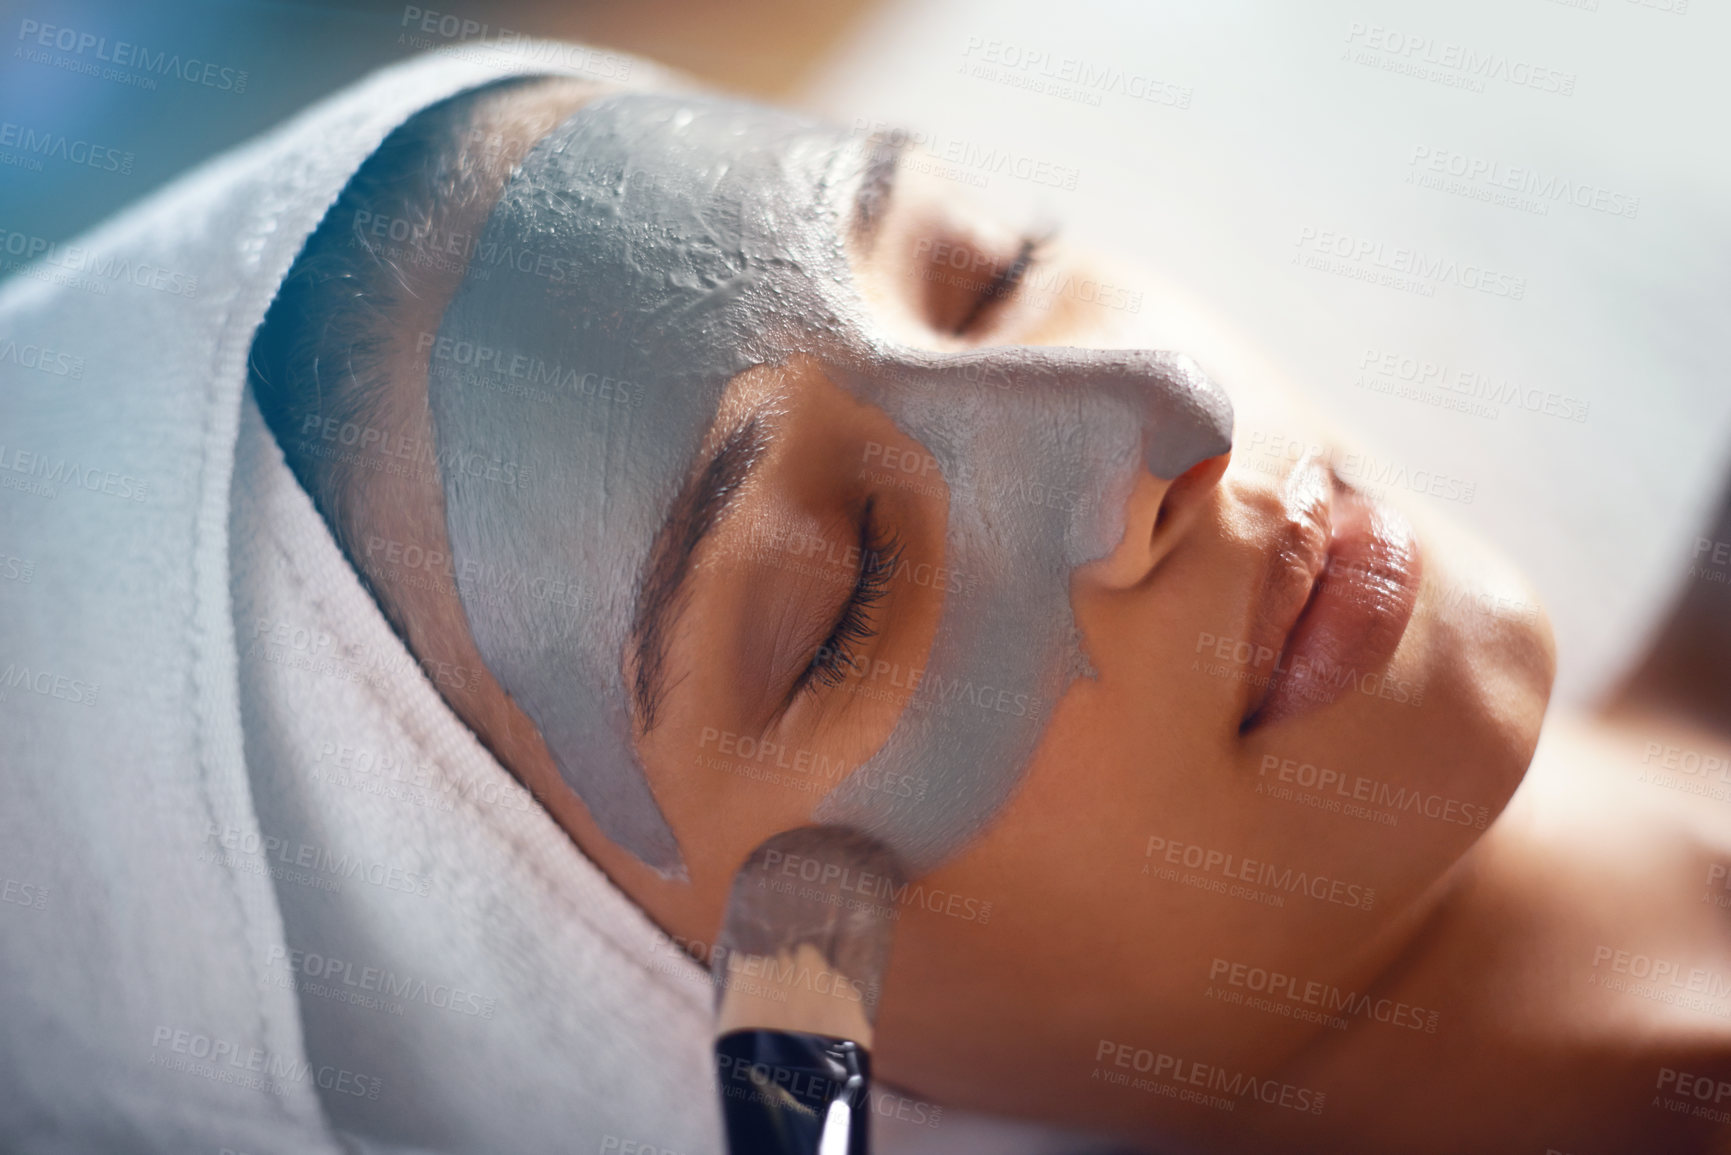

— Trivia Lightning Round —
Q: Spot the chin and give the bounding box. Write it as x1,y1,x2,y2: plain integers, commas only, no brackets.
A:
1400,500,1558,816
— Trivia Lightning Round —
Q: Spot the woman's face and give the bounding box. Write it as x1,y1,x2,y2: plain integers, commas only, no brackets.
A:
434,89,1556,1135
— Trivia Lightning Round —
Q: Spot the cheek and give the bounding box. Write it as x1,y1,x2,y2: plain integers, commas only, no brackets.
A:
637,702,819,899
923,529,1264,944
895,533,1503,1001
874,609,1248,987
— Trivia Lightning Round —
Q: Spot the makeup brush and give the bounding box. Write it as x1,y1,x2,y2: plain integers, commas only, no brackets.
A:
712,825,905,1155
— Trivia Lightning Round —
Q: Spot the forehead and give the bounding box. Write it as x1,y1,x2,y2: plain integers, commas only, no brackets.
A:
529,92,862,253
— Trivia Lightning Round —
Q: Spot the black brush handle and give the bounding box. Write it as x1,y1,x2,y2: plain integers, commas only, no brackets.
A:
714,1029,871,1155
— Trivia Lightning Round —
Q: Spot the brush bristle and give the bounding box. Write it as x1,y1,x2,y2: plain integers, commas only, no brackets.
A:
713,825,906,1033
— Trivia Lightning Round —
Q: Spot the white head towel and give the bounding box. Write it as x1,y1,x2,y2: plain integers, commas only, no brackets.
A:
0,39,1117,1155
0,43,731,1155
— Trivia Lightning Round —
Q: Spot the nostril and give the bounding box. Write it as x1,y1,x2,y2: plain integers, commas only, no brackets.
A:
1087,449,1230,591
1154,451,1231,534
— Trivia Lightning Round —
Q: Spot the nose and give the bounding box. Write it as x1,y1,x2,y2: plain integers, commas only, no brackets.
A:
1089,447,1232,588
839,343,1234,581
1123,350,1234,481
1021,347,1232,589
883,346,1233,475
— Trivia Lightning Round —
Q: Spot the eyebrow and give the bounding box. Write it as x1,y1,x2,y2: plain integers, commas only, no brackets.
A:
850,132,906,250
630,412,772,732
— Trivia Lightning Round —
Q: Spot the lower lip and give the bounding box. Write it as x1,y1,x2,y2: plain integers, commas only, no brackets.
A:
1245,479,1421,731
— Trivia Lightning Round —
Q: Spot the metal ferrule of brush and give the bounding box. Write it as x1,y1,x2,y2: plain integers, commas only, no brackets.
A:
712,826,907,1155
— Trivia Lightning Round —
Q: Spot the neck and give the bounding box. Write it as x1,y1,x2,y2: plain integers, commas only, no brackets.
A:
1233,708,1731,1153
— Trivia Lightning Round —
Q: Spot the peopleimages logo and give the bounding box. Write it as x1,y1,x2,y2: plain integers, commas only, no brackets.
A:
696,726,929,803
0,121,133,175
1092,1039,1327,1114
1206,957,1440,1033
958,37,1194,110
397,7,635,80
0,228,198,299
149,1026,381,1100
0,662,99,707
850,118,1081,191
0,878,48,912
1257,754,1491,830
0,439,152,502
912,237,1144,315
299,413,530,489
713,1052,944,1128
417,332,635,405
16,20,249,92
266,945,498,1019
0,337,85,379
1586,945,1731,1022
1192,628,1426,710
1341,22,1576,96
1294,226,1526,301
1355,346,1591,425
203,822,434,898
1407,146,1639,220
1143,834,1377,911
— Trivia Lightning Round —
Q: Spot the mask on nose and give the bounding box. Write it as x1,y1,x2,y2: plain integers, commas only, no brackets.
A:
430,91,1232,878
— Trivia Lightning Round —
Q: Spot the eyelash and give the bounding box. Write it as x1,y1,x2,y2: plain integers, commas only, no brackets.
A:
798,504,902,696
953,232,1045,336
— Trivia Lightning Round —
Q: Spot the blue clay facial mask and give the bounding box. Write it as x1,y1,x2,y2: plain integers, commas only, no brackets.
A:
430,92,1232,878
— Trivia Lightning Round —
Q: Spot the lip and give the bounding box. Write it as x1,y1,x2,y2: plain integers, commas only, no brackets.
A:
1240,455,1422,732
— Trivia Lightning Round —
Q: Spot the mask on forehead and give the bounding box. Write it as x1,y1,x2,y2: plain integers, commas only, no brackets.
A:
430,91,1231,879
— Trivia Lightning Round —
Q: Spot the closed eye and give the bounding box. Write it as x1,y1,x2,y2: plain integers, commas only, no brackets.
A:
915,228,1052,338
787,500,901,704
952,233,1043,335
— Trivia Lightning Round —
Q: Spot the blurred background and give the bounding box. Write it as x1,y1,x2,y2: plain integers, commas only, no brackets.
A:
5,0,1729,706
